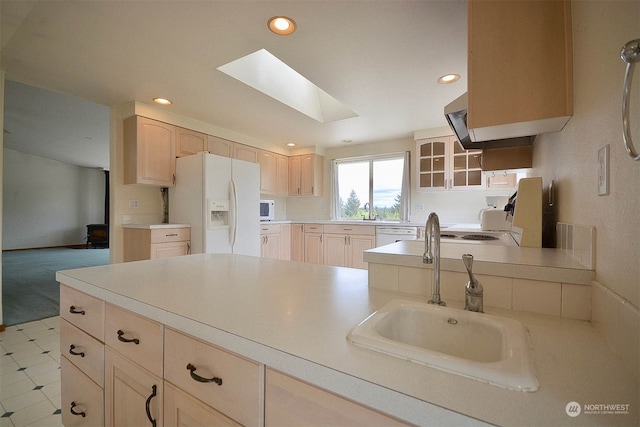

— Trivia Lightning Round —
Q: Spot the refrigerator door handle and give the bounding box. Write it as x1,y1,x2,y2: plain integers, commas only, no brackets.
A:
229,180,238,247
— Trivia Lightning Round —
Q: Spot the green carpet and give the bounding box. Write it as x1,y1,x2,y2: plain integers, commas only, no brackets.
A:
2,247,109,326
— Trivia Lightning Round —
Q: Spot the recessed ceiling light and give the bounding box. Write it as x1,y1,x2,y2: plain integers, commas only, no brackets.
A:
437,74,461,84
268,16,296,35
286,142,296,147
153,97,173,105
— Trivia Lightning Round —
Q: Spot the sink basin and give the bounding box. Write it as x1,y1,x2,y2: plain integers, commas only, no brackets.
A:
347,299,539,392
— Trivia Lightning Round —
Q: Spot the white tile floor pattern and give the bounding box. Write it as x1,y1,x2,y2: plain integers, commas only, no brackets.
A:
1,316,63,427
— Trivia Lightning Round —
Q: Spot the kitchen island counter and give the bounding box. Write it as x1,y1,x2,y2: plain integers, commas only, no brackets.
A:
56,254,637,426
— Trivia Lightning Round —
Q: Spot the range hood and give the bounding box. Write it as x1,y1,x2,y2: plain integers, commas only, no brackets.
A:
444,93,535,150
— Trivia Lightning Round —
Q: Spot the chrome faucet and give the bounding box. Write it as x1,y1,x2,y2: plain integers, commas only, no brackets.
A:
423,212,445,306
462,254,484,313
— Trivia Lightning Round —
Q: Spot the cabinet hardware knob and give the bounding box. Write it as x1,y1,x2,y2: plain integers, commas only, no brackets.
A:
117,330,140,345
186,363,223,386
69,345,85,357
165,233,178,237
145,385,157,427
70,401,86,418
69,306,85,315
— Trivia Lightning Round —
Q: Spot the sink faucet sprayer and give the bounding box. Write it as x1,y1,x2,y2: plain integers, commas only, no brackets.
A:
423,212,445,306
463,254,484,313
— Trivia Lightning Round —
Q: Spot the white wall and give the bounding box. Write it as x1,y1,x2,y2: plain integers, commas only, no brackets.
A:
2,148,106,250
533,0,640,309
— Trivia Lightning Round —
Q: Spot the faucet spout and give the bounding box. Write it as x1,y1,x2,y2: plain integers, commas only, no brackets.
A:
423,212,445,306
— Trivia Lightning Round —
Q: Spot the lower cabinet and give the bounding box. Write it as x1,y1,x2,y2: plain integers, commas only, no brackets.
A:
123,227,191,262
164,382,241,427
105,348,162,427
265,369,410,427
303,224,324,265
260,224,291,261
60,356,104,427
322,225,375,270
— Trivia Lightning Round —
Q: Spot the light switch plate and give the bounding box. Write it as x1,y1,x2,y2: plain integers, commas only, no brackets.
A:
597,145,609,196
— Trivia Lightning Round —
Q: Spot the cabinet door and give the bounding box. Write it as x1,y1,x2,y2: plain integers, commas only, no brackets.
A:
279,224,291,261
288,156,301,196
451,141,483,189
304,233,323,265
164,382,241,427
176,127,206,157
261,233,282,260
105,347,163,427
151,241,190,259
277,154,289,195
323,234,347,267
300,154,318,196
416,137,447,190
233,143,258,163
61,356,104,427
259,150,279,194
208,136,233,158
348,235,374,270
124,116,176,187
265,369,410,427
290,224,304,262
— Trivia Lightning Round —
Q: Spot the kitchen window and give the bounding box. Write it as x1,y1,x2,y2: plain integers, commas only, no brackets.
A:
331,152,410,222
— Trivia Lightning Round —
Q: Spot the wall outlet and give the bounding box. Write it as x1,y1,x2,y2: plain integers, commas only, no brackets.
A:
597,145,609,196
129,199,140,209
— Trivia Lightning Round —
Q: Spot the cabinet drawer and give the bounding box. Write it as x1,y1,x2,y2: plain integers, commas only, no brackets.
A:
260,224,281,234
150,227,190,243
164,328,261,427
61,319,105,387
323,224,376,235
303,224,324,233
105,304,163,377
61,356,104,427
60,285,105,341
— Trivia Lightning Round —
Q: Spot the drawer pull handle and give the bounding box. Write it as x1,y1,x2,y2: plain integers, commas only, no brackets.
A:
69,345,85,358
117,330,140,345
186,363,223,386
70,401,86,418
145,385,157,427
165,233,178,237
69,306,85,315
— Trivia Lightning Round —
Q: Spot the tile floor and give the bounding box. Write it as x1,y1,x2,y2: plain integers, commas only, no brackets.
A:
1,316,63,427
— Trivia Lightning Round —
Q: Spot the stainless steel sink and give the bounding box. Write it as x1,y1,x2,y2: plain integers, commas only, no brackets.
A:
347,299,539,391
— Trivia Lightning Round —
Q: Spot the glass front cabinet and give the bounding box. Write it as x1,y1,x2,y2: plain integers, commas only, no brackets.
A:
416,135,483,191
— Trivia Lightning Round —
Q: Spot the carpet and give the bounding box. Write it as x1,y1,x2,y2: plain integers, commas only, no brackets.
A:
2,247,109,326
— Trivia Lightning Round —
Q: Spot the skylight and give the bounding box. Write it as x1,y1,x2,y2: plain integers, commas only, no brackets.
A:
217,49,358,123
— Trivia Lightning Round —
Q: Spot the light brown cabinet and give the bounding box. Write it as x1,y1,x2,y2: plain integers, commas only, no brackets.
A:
123,227,190,262
260,223,291,261
467,0,572,141
259,150,289,196
60,286,106,427
265,369,410,427
207,135,234,158
290,224,304,262
416,136,482,191
233,143,259,163
303,224,324,265
124,116,176,187
323,225,375,270
289,154,323,196
176,127,207,157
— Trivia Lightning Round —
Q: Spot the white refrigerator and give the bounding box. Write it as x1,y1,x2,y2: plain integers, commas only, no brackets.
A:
169,152,260,256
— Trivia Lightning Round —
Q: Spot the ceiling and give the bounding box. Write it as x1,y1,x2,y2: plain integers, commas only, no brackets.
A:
1,1,467,170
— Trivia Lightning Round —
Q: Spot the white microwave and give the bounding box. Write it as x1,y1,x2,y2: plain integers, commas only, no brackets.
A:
260,200,275,221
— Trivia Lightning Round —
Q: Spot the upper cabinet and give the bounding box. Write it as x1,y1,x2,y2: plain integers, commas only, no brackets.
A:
416,136,483,191
175,127,207,157
289,154,323,196
467,0,573,141
259,150,289,196
207,135,234,158
233,143,259,163
124,116,176,187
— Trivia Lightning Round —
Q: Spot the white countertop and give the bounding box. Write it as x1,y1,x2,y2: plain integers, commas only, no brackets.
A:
56,254,637,426
365,240,595,285
122,223,191,229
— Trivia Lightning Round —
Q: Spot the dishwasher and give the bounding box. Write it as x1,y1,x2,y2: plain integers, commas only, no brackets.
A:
375,226,418,247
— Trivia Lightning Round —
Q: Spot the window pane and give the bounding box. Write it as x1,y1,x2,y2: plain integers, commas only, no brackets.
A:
372,158,403,221
337,161,369,219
